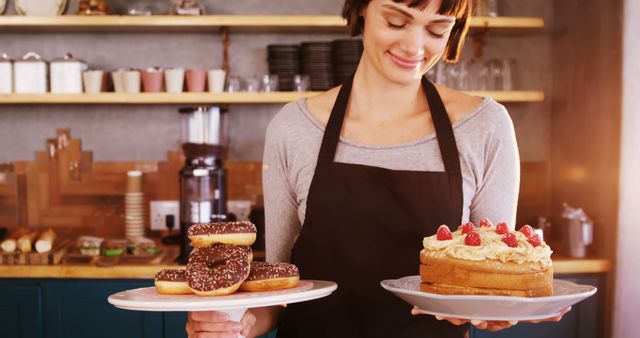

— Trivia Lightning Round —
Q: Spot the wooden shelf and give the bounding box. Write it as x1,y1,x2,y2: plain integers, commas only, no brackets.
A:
0,15,543,32
0,91,543,104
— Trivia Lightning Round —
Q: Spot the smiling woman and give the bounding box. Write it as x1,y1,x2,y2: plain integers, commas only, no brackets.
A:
186,0,532,337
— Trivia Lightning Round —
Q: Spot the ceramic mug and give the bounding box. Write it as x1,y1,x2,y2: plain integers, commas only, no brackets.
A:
207,69,226,93
82,70,104,93
186,69,206,92
123,70,141,93
165,67,185,93
141,68,164,92
111,69,126,93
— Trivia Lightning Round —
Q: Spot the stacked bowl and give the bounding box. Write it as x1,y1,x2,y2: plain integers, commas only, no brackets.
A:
300,41,335,91
267,44,301,91
332,39,364,85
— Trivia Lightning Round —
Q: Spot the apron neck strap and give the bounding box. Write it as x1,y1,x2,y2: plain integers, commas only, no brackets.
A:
317,73,462,179
317,72,354,163
421,76,462,178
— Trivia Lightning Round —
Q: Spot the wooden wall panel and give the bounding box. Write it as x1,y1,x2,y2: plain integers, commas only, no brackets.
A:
551,1,623,337
0,129,262,239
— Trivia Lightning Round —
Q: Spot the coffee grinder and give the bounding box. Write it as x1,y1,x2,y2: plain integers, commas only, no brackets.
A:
176,106,228,264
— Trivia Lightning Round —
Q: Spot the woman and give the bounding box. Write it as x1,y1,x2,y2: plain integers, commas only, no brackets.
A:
187,0,567,337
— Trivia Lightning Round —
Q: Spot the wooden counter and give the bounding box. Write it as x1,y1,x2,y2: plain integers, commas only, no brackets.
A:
0,257,610,279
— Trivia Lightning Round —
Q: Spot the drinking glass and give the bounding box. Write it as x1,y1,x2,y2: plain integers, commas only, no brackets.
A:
294,74,310,92
226,75,242,92
261,74,279,92
245,75,260,92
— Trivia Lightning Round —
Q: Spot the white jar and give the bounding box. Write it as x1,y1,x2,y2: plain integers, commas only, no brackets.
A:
13,52,48,93
50,53,87,93
0,53,12,94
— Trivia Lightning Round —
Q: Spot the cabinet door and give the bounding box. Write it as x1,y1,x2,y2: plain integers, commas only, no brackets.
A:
0,284,42,338
43,279,162,338
164,312,188,338
470,275,600,338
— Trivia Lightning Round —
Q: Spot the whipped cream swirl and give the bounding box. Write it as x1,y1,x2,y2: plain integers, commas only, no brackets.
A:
423,226,552,268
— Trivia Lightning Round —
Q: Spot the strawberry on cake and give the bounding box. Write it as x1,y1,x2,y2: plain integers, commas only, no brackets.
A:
420,218,553,297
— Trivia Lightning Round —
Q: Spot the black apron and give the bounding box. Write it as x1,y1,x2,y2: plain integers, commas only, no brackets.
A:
276,74,466,338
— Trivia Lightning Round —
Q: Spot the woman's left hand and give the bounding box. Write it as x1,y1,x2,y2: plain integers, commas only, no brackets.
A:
411,306,571,332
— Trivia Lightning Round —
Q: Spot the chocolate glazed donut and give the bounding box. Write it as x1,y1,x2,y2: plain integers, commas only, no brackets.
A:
188,221,257,248
240,262,300,292
186,244,251,296
155,269,192,295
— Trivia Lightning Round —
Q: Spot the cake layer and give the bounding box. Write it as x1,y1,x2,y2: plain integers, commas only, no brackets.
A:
420,282,553,297
420,249,551,274
419,262,553,292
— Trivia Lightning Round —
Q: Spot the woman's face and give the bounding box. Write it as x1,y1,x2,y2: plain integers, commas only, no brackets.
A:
361,0,456,84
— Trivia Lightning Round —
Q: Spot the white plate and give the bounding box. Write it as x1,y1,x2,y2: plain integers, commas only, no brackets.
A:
381,276,596,321
108,280,337,312
16,0,66,15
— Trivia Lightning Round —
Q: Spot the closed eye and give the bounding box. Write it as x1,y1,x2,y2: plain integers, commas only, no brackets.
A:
387,21,407,29
428,30,446,38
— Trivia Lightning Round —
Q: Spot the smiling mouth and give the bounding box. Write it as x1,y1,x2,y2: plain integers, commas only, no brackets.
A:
387,51,424,69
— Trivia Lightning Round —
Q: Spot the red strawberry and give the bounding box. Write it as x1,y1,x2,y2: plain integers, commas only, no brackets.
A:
528,234,542,247
464,230,481,246
496,222,509,235
519,225,534,238
459,222,475,235
479,218,493,228
436,224,453,241
502,232,518,248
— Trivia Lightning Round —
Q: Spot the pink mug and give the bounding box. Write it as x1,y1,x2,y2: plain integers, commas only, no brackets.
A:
186,69,206,92
142,68,164,92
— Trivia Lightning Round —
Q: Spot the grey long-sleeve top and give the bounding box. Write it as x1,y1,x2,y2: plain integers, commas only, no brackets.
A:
262,97,520,263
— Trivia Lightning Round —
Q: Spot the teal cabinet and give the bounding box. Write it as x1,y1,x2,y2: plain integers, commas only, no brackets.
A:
163,312,188,338
0,279,276,338
42,279,162,338
0,282,42,338
0,274,600,338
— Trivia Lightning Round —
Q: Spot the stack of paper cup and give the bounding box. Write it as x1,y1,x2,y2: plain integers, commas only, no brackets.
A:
125,171,145,239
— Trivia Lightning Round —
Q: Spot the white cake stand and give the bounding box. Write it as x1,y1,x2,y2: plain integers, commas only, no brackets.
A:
108,280,337,338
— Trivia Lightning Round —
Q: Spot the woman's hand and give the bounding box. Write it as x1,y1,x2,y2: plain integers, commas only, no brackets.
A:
186,310,257,338
411,306,571,332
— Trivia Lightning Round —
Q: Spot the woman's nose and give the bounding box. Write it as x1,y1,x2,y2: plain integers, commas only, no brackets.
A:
397,28,426,58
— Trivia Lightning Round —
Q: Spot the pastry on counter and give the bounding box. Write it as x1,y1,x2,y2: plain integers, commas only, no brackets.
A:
100,239,129,257
17,231,38,253
35,229,56,253
1,227,30,253
127,237,160,256
77,236,104,256
420,219,553,297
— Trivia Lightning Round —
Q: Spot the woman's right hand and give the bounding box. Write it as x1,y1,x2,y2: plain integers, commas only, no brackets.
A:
186,310,257,338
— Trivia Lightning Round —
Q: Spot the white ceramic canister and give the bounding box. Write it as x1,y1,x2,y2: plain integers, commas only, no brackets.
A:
13,52,48,93
50,53,87,93
0,53,12,93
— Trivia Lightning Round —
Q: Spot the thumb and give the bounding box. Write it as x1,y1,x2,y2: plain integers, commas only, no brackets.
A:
240,310,257,336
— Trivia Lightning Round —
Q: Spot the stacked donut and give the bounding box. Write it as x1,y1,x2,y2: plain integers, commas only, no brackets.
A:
154,221,300,296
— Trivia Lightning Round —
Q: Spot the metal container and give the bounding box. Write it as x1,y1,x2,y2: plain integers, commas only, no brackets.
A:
50,53,87,93
561,203,594,258
13,52,47,93
179,106,227,146
0,54,12,94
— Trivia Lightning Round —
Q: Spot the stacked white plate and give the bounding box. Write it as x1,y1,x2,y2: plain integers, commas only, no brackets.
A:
125,191,146,239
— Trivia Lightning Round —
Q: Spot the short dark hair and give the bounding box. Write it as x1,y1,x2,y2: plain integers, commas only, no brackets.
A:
342,0,471,63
